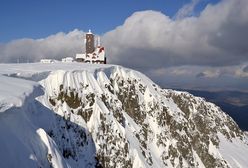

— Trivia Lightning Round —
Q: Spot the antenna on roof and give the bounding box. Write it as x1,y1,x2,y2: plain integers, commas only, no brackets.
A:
97,36,101,46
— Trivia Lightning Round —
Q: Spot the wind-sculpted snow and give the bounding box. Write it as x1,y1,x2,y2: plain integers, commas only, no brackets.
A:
0,75,38,112
0,63,248,168
0,75,69,168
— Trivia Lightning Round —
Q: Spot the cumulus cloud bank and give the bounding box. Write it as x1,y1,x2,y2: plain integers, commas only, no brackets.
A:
102,0,248,69
0,29,85,63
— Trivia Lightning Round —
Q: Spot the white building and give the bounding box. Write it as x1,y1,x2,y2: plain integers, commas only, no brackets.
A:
40,59,56,63
62,57,74,63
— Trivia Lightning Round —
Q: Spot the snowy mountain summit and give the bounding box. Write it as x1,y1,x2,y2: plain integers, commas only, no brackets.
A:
0,63,248,168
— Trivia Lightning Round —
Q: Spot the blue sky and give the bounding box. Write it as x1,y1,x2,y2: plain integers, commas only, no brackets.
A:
0,0,219,42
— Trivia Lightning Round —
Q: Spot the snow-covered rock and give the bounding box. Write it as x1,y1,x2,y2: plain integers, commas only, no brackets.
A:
0,62,248,168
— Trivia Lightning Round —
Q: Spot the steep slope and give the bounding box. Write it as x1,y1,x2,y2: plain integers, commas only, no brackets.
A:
0,75,69,168
0,63,248,168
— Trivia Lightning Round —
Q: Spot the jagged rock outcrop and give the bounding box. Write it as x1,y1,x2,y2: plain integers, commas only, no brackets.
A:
0,63,248,168
41,66,247,168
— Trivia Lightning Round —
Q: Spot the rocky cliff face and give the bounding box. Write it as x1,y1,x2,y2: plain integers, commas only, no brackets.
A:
39,66,247,168
0,63,247,168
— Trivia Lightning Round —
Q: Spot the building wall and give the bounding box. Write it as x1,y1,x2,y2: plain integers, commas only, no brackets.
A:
86,34,95,54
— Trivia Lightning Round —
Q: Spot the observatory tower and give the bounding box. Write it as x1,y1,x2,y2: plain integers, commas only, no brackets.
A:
86,30,95,54
76,29,106,64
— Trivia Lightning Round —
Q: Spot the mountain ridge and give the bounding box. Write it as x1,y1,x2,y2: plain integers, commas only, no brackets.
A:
0,63,248,168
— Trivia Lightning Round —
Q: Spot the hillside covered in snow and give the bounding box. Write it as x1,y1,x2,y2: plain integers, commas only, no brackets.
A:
0,63,248,168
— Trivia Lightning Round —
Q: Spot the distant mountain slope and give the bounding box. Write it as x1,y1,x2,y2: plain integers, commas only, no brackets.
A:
0,63,248,168
176,89,248,131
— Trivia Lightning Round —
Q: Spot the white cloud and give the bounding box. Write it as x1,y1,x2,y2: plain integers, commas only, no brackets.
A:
196,69,221,78
175,0,200,19
145,64,248,91
0,29,85,63
147,67,194,78
102,0,248,70
235,66,248,78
